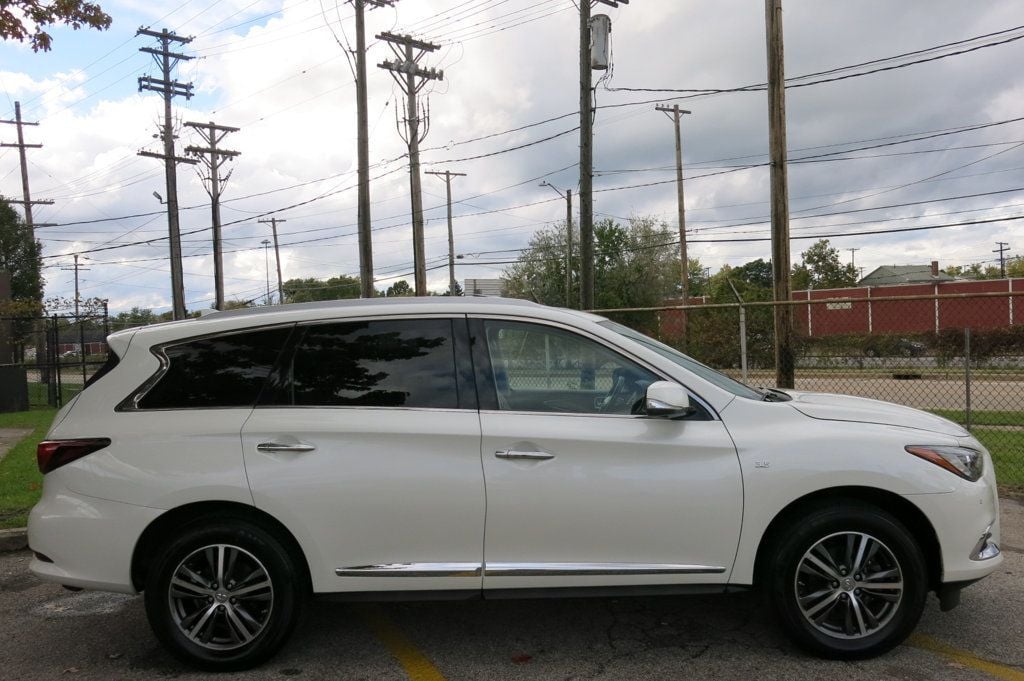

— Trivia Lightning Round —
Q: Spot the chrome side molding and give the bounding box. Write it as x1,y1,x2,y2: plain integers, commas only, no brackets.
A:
483,562,727,577
335,563,482,577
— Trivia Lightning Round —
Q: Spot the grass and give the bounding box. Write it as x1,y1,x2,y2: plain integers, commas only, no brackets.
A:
928,409,1024,427
973,428,1024,488
0,409,56,529
26,382,81,408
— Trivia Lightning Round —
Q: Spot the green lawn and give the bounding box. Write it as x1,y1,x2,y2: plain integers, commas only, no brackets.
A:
973,428,1024,488
0,409,56,529
26,383,82,408
929,409,1024,427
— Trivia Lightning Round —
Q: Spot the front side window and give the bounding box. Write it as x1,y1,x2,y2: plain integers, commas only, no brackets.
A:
283,318,459,408
482,320,658,415
136,327,291,409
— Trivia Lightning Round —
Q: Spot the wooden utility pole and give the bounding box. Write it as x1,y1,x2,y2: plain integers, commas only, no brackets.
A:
579,0,629,310
259,217,287,303
541,182,574,307
0,102,54,229
184,121,240,311
377,32,443,295
137,28,197,320
765,0,794,388
2,101,56,398
426,170,466,295
354,1,396,298
656,104,692,307
994,241,1010,278
58,254,91,383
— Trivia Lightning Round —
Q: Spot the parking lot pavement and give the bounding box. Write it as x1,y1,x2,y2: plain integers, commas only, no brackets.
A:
1,502,1021,681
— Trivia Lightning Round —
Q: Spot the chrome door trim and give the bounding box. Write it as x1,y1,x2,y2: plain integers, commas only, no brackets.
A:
336,563,482,577
484,562,727,577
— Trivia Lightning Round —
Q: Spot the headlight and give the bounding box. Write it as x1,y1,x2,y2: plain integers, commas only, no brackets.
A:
906,445,984,482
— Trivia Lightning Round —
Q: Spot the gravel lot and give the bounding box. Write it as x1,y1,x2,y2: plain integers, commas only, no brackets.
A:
0,499,1021,681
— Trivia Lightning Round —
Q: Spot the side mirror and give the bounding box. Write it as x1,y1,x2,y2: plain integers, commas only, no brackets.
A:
644,381,695,419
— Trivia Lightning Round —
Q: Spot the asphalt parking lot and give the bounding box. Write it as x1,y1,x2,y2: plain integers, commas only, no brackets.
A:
1,499,1022,681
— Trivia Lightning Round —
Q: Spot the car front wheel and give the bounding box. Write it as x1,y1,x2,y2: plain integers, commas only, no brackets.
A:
769,502,928,658
144,521,305,671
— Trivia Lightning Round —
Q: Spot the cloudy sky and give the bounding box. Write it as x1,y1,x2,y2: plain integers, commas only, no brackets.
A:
1,0,1022,313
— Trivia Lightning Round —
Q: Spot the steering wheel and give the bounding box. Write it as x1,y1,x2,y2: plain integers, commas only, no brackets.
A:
599,368,644,414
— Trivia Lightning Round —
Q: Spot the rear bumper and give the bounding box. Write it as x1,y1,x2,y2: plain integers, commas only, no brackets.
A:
28,486,160,594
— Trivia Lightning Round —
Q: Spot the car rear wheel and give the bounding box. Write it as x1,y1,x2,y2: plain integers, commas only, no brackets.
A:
144,521,305,671
769,502,927,658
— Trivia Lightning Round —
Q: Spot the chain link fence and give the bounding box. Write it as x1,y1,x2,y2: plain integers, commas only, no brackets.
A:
0,311,110,410
601,290,1024,491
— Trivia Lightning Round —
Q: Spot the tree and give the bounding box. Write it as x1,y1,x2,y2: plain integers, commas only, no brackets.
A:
792,239,858,290
384,280,414,297
503,216,680,333
443,280,464,296
283,275,360,303
1,0,111,51
0,197,43,305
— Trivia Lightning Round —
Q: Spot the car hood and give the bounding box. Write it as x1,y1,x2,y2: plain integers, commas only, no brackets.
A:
783,390,968,437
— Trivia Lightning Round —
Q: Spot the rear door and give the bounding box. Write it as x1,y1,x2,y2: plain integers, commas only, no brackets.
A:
241,316,485,594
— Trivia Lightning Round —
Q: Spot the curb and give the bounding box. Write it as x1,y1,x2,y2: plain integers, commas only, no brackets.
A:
0,528,27,553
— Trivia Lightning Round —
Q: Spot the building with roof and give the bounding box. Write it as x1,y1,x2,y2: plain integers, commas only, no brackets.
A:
857,260,954,287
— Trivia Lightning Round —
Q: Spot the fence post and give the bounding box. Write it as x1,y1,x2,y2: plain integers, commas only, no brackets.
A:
46,316,57,408
739,304,748,384
964,327,972,431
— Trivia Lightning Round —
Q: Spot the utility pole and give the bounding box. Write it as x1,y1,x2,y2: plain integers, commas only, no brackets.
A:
765,0,794,389
848,247,860,271
137,27,197,321
994,241,1010,278
579,0,629,310
377,31,443,296
0,101,54,230
2,100,55,399
541,182,574,308
655,104,692,306
58,254,90,319
258,217,287,303
261,239,272,304
184,121,240,311
426,170,466,295
354,1,396,298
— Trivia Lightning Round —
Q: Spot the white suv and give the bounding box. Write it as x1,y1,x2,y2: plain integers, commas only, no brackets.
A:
28,298,1001,670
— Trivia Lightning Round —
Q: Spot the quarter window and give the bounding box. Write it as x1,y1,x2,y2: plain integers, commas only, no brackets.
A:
482,320,658,414
136,327,291,409
285,319,459,409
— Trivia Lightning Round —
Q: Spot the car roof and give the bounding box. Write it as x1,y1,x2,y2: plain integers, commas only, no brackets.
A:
111,297,608,346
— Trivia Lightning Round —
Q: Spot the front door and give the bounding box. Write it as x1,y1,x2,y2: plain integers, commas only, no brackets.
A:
473,318,743,590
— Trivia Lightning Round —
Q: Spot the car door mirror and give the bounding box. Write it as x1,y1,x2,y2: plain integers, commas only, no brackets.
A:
644,381,695,419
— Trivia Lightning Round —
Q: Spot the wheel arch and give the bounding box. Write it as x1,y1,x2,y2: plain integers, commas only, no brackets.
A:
751,486,942,590
130,500,312,593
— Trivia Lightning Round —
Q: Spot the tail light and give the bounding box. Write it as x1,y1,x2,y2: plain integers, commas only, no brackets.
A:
37,439,111,474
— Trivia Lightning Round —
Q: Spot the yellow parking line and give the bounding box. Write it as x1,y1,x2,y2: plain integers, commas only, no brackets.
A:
358,605,447,681
909,633,1024,681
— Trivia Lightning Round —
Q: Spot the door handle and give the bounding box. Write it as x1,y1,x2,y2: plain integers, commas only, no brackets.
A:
495,449,555,461
256,442,316,453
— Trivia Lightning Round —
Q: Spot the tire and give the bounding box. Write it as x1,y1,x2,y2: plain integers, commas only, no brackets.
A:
144,520,306,671
768,502,927,659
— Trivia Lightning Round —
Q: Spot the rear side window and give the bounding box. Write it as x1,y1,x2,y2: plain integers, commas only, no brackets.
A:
136,327,291,409
278,319,459,409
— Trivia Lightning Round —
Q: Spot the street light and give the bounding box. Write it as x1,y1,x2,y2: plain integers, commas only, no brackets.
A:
539,181,573,308
261,239,272,304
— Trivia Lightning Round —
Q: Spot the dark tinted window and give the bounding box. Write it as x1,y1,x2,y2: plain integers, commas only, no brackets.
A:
137,327,291,409
285,319,458,408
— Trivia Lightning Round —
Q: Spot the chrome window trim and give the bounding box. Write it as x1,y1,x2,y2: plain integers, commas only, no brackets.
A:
336,563,482,577
470,313,719,420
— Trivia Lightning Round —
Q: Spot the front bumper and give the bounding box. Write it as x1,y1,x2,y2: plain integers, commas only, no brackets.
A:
28,486,161,594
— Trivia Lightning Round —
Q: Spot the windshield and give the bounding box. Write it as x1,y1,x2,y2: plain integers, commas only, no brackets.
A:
599,320,764,400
